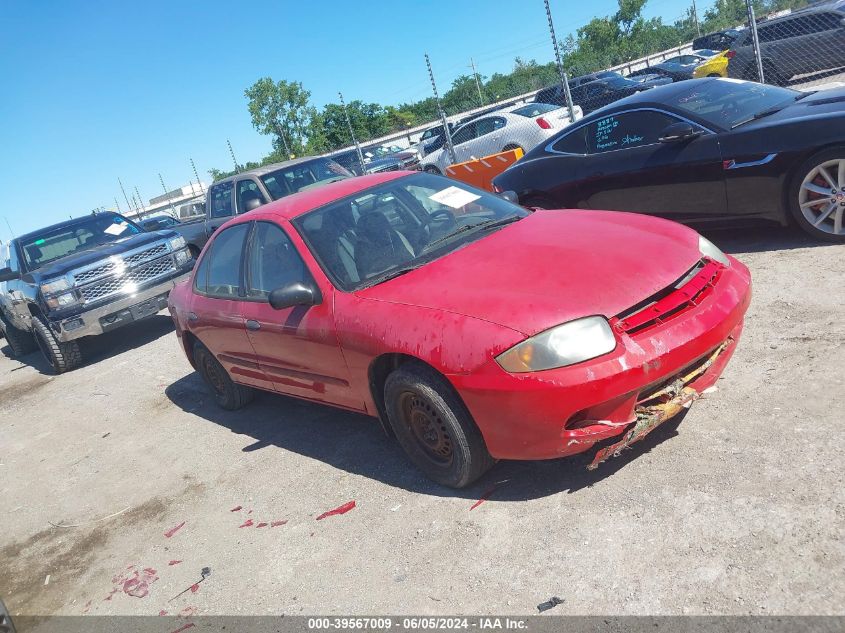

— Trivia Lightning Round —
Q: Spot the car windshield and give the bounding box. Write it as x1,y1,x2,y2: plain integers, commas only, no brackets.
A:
512,102,559,117
20,213,142,269
293,173,529,291
260,158,352,199
141,216,178,231
668,79,799,128
604,75,633,88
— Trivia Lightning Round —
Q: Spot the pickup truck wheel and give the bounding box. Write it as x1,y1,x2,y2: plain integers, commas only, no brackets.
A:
384,361,494,488
1,316,37,357
31,316,82,374
193,341,254,410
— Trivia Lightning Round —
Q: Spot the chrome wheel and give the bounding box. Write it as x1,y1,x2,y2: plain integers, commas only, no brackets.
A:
798,158,845,237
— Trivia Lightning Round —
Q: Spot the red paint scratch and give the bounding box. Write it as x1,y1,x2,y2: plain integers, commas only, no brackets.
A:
238,519,254,528
103,588,120,601
82,600,92,613
168,560,182,566
270,520,288,527
164,521,186,538
171,623,196,633
121,568,159,598
159,610,168,616
316,500,356,520
469,485,498,511
179,606,198,617
256,522,268,528
230,505,242,512
190,583,199,593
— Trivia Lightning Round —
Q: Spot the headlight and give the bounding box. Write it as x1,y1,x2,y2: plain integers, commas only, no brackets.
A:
496,316,617,373
45,291,78,310
168,236,186,251
698,235,730,266
175,248,191,266
41,278,71,295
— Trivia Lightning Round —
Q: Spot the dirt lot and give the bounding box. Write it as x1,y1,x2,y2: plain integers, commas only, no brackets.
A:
1,225,843,619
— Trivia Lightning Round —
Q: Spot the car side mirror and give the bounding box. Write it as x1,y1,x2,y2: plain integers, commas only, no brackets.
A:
0,266,20,282
658,122,701,143
268,281,322,310
498,190,520,204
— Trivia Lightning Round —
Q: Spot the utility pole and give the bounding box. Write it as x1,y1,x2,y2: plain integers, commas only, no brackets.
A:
159,173,178,218
227,139,240,173
190,158,205,195
338,91,366,174
134,186,145,216
469,57,484,106
118,177,133,212
544,0,576,123
691,0,701,37
425,53,457,164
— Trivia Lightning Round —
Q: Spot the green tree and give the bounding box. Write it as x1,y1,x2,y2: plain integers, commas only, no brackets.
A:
244,78,317,155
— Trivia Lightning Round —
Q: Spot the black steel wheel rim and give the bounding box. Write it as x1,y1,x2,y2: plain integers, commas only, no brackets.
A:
399,391,453,466
202,355,226,396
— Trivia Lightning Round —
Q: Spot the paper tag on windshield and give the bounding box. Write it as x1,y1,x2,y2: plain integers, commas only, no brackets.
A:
429,186,480,209
104,221,128,236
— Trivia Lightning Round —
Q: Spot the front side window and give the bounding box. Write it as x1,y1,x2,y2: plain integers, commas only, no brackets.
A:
451,123,477,145
19,213,142,270
260,159,351,200
585,111,678,153
246,222,308,299
236,179,267,214
209,181,234,219
293,173,528,291
196,223,249,298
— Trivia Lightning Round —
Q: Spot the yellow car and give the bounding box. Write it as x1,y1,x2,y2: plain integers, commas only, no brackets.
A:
693,50,733,78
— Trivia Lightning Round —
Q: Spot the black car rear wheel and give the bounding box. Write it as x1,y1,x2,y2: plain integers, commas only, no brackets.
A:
0,315,37,358
790,148,845,243
193,340,254,410
384,361,494,488
32,316,82,374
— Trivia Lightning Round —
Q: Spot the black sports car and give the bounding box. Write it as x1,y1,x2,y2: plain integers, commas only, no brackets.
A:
493,78,845,242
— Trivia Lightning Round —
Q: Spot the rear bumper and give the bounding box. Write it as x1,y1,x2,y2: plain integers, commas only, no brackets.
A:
50,272,191,341
448,258,751,462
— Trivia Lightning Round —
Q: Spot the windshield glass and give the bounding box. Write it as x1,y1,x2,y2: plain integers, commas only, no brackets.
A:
293,173,529,291
140,216,178,231
669,79,798,128
513,102,559,117
20,213,142,269
260,158,352,200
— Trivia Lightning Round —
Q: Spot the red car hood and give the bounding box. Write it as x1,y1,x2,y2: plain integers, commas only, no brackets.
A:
355,209,702,336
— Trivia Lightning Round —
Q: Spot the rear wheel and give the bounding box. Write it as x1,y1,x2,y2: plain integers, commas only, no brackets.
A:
384,361,494,488
193,340,254,410
503,144,525,155
31,316,82,374
790,148,845,242
0,315,37,357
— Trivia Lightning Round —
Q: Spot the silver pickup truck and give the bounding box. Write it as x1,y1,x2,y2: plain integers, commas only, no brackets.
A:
175,156,352,255
0,212,193,373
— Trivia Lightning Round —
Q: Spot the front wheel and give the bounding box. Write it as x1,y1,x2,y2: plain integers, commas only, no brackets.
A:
789,148,845,242
31,316,82,374
384,362,494,488
193,341,254,410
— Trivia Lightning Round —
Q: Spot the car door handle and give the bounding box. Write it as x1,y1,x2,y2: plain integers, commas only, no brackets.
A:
245,319,261,331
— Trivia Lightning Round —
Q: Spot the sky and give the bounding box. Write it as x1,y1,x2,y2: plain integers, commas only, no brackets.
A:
0,0,709,243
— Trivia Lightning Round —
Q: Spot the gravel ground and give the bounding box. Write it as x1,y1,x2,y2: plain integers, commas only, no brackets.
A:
1,225,843,619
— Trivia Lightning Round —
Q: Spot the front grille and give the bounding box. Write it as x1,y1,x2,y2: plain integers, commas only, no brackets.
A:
73,262,118,284
79,256,175,303
72,243,170,285
124,243,168,266
612,259,721,336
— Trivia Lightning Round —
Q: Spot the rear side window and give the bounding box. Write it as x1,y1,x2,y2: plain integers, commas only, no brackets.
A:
245,222,309,299
209,182,234,219
551,126,587,154
584,111,678,153
195,223,249,298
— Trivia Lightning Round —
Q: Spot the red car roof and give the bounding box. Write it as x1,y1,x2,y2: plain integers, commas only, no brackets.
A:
258,171,412,220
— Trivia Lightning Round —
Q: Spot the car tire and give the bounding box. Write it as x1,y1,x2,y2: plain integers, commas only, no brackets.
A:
188,245,201,260
384,361,494,488
0,315,37,357
193,340,254,410
31,316,82,374
423,165,441,175
503,144,525,155
788,147,845,243
707,73,721,78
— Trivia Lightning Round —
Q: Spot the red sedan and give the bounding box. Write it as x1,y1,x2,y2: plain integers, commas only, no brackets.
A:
167,171,751,488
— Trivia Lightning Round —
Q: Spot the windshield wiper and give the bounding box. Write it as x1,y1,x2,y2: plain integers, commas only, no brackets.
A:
794,91,815,101
364,263,424,287
731,105,786,129
424,215,523,251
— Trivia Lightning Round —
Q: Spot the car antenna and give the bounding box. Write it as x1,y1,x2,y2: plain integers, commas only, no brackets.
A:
3,217,14,238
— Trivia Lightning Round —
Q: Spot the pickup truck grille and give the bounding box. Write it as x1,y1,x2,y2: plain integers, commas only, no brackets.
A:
72,243,170,285
79,256,176,303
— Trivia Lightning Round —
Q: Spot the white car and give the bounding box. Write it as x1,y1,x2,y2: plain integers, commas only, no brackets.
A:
419,102,583,173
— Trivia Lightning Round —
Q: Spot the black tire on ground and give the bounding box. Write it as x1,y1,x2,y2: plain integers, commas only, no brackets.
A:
707,73,721,78
188,244,201,260
193,340,255,410
31,316,82,374
0,315,37,357
384,361,494,488
423,165,441,175
787,146,845,243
